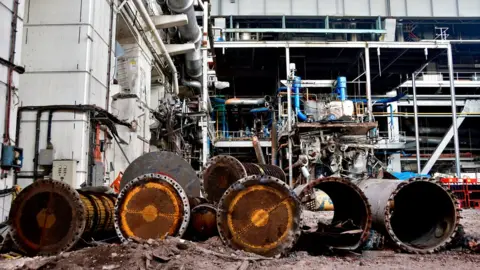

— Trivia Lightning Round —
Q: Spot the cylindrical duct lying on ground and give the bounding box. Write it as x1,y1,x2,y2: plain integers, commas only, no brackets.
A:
185,203,218,241
114,173,191,242
357,178,460,254
202,155,286,203
9,180,116,256
217,175,302,257
296,177,372,250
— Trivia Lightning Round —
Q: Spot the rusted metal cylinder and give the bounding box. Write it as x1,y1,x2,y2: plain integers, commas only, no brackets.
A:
185,203,218,241
217,175,302,257
296,177,372,250
202,155,286,203
9,180,116,256
357,178,460,254
114,173,190,241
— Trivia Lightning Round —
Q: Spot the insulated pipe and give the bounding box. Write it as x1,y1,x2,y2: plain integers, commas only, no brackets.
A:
252,136,266,164
295,177,372,250
293,76,308,121
202,155,286,203
447,43,461,177
182,78,202,92
412,73,422,173
225,98,266,106
357,178,460,254
166,0,202,78
133,0,179,94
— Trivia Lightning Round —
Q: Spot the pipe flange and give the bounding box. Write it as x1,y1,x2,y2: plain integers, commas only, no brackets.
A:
114,173,191,242
201,155,247,204
217,175,302,257
383,177,461,254
297,177,373,249
9,179,86,256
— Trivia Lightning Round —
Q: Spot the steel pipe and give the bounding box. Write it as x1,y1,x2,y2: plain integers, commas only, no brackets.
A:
10,180,116,256
447,43,462,177
217,175,302,257
166,0,202,78
296,177,372,250
412,73,422,173
202,155,286,203
357,178,460,254
185,203,218,241
225,98,266,106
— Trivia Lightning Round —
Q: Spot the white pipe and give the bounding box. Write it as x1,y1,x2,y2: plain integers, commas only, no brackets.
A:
132,0,179,94
201,0,209,166
286,47,293,188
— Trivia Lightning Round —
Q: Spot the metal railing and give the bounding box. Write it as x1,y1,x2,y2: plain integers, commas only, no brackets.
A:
418,71,479,81
216,131,271,141
377,131,407,144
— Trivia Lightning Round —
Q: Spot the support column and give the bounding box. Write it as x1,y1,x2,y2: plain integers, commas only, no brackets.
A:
365,46,372,121
447,43,461,177
201,0,210,167
412,74,422,173
286,47,293,188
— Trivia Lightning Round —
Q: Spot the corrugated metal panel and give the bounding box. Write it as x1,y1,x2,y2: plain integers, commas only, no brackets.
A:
345,0,370,16
293,0,317,15
317,0,338,15
266,0,290,15
239,0,265,15
91,0,112,42
26,0,86,24
211,0,480,17
433,0,458,16
406,0,432,17
458,0,480,17
90,31,109,88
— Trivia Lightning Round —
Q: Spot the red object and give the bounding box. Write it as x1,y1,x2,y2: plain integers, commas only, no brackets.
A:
110,172,123,193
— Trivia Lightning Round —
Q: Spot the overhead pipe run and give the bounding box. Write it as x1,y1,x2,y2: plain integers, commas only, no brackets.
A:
293,76,308,121
225,98,266,106
166,0,203,79
132,0,179,94
357,178,460,254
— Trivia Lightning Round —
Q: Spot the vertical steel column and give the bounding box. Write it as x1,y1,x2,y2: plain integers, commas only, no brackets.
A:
201,0,210,167
286,47,293,187
447,43,461,177
364,46,373,121
412,73,422,173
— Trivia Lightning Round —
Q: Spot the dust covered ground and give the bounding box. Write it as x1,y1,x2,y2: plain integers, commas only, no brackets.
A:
0,209,478,270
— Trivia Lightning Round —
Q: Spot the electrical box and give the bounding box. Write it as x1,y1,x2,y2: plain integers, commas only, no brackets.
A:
52,160,77,187
1,145,23,169
38,149,54,166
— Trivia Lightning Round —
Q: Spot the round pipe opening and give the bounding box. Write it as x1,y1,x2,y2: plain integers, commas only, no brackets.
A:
389,181,457,250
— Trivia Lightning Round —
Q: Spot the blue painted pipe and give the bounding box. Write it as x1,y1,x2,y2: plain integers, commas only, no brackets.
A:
212,97,226,104
336,76,347,101
293,76,308,121
250,107,270,113
277,86,288,92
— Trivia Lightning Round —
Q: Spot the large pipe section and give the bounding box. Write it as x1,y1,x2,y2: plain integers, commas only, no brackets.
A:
357,178,460,253
296,177,372,250
217,175,302,257
293,76,308,121
114,173,191,241
10,180,116,256
166,0,202,78
202,155,286,203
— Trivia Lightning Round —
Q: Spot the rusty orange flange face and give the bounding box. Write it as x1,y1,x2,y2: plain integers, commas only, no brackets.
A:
217,175,302,257
114,174,190,241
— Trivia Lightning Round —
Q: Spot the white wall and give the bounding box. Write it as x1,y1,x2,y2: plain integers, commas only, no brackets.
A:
0,0,25,221
17,0,116,188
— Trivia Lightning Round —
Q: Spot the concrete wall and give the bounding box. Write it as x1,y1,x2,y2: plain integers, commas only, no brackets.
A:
0,0,25,222
17,0,116,188
211,0,480,17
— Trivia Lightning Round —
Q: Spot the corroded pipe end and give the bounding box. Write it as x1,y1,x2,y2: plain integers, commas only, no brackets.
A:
297,177,372,250
202,155,247,203
383,179,460,254
10,180,86,256
217,175,302,257
186,203,218,241
114,173,190,242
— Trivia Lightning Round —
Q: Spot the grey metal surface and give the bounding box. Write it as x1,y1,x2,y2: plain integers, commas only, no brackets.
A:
210,0,480,17
357,178,460,254
214,41,450,49
412,74,422,173
120,151,201,197
365,46,372,122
